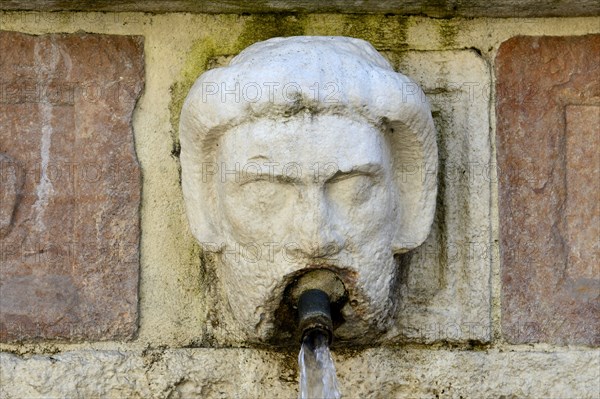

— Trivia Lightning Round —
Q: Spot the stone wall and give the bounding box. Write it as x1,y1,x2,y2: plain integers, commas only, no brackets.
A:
0,10,598,398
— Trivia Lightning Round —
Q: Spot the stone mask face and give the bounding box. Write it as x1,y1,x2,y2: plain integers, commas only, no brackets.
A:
179,36,438,345
210,113,399,342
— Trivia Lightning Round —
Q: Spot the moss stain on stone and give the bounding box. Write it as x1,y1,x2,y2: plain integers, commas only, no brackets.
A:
169,14,308,149
181,239,203,296
301,14,411,51
168,38,218,151
169,13,413,141
438,19,459,48
235,14,307,52
336,15,410,51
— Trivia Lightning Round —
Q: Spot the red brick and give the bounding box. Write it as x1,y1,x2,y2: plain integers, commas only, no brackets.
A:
0,32,144,341
496,35,600,345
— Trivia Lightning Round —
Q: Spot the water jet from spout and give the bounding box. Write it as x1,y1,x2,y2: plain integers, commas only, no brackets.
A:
297,289,341,399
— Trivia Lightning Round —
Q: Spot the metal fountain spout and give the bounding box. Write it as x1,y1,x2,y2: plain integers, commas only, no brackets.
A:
297,289,333,346
289,269,347,345
291,270,346,399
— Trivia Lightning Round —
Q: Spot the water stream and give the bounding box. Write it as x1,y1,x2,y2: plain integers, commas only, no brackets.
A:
298,332,341,399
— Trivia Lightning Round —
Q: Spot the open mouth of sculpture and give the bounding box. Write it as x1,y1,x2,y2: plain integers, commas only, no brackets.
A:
267,268,349,346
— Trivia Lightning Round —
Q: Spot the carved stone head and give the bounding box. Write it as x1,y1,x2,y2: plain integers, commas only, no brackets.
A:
180,36,437,345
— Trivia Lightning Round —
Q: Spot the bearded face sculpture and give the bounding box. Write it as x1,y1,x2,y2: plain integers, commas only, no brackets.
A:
180,36,437,345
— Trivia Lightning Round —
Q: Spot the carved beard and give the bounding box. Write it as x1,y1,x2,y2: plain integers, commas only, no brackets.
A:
210,231,398,346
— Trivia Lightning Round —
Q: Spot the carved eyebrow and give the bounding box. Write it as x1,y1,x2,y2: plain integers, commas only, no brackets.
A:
326,163,384,183
239,170,299,185
247,155,272,163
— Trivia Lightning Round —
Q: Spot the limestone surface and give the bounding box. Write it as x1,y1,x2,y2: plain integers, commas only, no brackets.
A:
388,50,493,344
1,348,598,398
0,13,598,398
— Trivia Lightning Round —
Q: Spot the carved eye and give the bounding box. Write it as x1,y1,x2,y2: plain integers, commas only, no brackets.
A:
326,174,375,207
239,179,289,214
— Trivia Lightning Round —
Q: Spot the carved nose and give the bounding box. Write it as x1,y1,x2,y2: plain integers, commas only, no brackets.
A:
295,229,342,258
291,189,344,259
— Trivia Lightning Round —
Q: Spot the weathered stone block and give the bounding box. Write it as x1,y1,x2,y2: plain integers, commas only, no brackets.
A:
389,50,493,343
0,32,144,341
1,348,598,398
496,35,600,345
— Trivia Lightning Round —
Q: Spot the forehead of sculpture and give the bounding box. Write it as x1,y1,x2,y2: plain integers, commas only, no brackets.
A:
217,113,390,175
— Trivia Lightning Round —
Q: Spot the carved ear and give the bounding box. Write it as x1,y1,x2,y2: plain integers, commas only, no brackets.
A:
388,113,438,254
0,153,24,238
179,92,224,251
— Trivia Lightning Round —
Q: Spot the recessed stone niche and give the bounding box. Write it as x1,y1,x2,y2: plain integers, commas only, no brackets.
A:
0,32,144,341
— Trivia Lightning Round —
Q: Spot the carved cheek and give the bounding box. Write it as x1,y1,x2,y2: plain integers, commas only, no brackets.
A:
0,153,24,238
